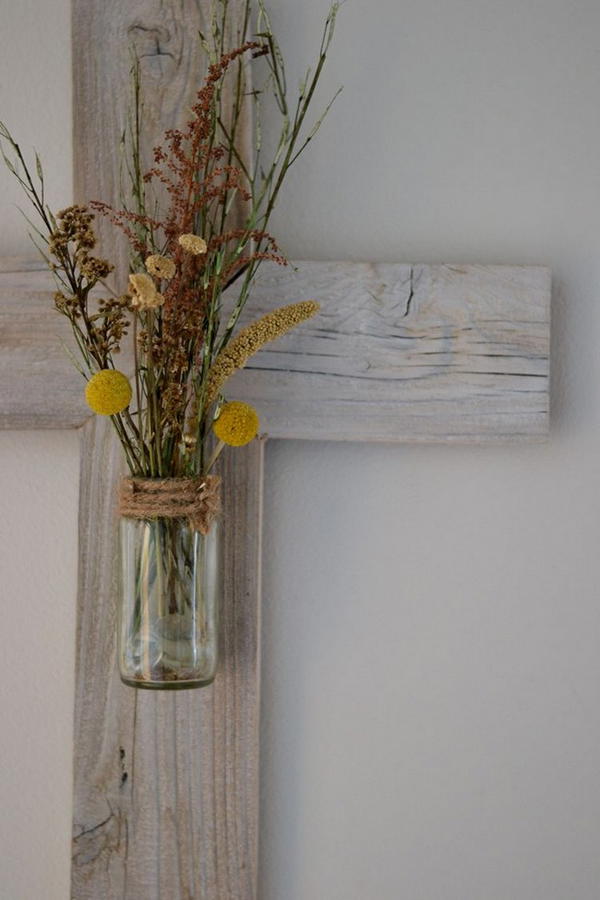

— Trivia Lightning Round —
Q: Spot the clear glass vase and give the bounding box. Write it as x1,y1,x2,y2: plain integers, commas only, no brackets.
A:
118,516,221,690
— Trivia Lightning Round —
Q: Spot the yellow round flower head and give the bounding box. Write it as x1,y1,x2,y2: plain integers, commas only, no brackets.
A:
178,233,208,256
85,369,132,416
213,401,259,447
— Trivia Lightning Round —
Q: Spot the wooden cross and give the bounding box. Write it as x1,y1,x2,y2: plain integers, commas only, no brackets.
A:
0,2,550,898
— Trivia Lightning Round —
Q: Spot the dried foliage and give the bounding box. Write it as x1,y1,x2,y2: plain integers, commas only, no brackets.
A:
0,1,339,477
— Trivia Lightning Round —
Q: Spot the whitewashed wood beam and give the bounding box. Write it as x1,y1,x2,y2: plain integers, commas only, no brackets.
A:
1,260,550,440
68,1,262,897
71,418,263,899
0,261,87,429
226,260,550,442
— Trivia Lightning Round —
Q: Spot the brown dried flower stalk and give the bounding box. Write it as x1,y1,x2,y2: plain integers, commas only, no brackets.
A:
0,0,340,478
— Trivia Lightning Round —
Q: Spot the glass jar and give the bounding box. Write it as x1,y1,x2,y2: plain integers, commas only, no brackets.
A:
118,516,221,689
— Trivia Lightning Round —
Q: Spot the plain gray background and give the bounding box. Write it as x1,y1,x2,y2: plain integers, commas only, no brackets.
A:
260,1,600,899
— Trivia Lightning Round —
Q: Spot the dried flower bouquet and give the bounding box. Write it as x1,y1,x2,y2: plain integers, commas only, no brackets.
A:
1,0,339,688
2,2,339,475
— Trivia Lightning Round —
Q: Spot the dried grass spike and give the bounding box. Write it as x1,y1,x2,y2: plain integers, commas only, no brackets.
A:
205,300,319,405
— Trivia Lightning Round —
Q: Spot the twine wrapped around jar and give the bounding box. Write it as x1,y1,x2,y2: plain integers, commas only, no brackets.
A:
118,475,221,535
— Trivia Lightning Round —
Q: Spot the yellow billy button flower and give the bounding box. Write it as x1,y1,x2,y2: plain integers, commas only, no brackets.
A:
213,401,259,447
145,254,175,280
85,369,132,416
178,233,208,256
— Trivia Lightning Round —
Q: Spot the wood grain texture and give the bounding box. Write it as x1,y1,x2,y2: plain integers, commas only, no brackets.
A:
226,261,551,442
72,0,251,276
0,261,550,441
71,419,263,899
0,262,88,429
71,2,261,898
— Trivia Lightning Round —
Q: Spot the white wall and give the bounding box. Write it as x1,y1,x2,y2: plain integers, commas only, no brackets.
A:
259,2,600,899
3,2,600,899
0,2,77,899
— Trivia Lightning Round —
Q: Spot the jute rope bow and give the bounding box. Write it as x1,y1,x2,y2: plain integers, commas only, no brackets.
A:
119,475,221,535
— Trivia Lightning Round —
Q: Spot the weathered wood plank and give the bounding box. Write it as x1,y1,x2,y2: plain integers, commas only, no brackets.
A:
71,420,263,899
70,1,261,898
72,0,251,277
226,261,551,442
71,417,132,897
0,263,88,429
0,261,550,440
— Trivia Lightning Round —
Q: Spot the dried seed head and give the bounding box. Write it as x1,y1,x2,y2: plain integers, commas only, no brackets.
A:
129,273,164,309
145,254,176,279
178,233,207,256
205,300,320,405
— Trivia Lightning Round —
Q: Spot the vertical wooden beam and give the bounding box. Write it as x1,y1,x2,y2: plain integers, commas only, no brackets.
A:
71,2,261,896
72,421,263,898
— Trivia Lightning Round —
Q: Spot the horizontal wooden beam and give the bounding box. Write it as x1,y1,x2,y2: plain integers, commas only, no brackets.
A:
0,261,89,429
0,259,550,442
227,261,550,442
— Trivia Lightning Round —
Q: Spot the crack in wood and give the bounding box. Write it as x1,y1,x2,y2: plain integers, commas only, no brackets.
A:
73,812,115,842
246,366,548,383
403,265,415,318
72,804,121,869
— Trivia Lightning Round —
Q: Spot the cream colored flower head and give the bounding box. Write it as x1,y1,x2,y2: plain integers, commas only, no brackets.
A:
129,273,164,309
178,233,207,256
145,254,175,280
